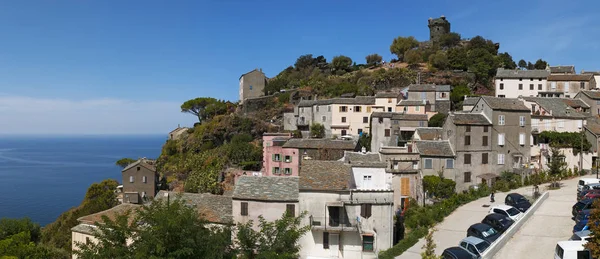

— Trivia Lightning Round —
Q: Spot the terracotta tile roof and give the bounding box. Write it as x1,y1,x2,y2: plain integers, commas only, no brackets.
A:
550,66,575,74
495,68,549,79
155,191,232,224
451,113,492,125
371,112,429,121
77,203,141,225
299,160,351,191
415,127,444,140
480,96,530,111
282,139,357,150
232,176,299,201
548,74,594,81
415,140,455,157
578,90,600,100
122,159,156,172
407,84,451,92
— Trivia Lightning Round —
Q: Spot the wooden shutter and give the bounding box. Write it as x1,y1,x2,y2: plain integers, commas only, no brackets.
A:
286,204,295,217
241,202,248,216
401,178,410,196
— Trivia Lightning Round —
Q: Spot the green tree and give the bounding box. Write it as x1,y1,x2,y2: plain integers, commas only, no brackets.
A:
518,59,527,69
115,158,136,168
447,47,468,70
496,52,517,69
294,54,315,69
181,97,229,123
584,199,600,257
331,55,353,73
73,209,135,259
438,32,461,48
358,133,372,152
428,51,449,70
467,36,498,55
235,212,310,259
366,54,383,67
404,49,422,67
450,84,471,109
467,48,497,82
548,146,567,180
310,123,325,138
428,113,447,128
421,228,442,259
423,175,456,199
390,36,419,61
534,59,548,69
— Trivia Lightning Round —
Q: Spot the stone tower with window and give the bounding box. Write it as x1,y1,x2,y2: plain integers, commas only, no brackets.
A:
428,15,451,42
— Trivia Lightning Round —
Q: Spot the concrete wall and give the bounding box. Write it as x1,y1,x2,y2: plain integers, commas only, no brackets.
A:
72,230,98,259
375,97,398,112
283,112,298,131
391,174,420,211
351,167,389,190
232,200,297,229
421,156,456,178
495,78,547,98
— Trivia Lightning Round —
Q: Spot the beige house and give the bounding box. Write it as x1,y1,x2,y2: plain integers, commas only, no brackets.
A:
168,126,188,140
378,146,422,209
547,74,596,98
370,112,428,152
403,84,452,114
239,68,267,104
575,90,600,116
374,92,400,112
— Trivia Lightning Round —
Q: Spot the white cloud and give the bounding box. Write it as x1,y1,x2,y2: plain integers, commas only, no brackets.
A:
0,94,198,135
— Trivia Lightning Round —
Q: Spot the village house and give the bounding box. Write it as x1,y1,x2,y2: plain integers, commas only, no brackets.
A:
494,68,550,98
549,65,576,75
282,138,358,161
584,118,600,169
575,90,600,116
239,68,267,104
168,125,188,140
122,158,159,204
462,96,481,112
298,160,393,259
546,74,596,98
374,92,400,112
582,71,600,88
399,84,452,116
262,133,297,176
414,140,456,180
370,112,429,152
378,145,422,210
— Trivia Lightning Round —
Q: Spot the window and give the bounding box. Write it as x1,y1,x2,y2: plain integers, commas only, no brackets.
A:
519,116,525,127
577,250,592,259
518,84,523,90
484,126,489,132
385,129,391,137
388,98,392,103
419,121,426,127
466,125,471,132
341,117,347,123
85,237,91,245
446,159,454,169
361,204,372,218
393,120,399,125
362,235,374,252
249,85,253,90
387,107,392,112
323,232,329,249
538,84,542,90
499,83,504,90
328,106,331,112
530,84,534,90
366,106,372,112
421,92,426,100
129,176,134,183
530,78,533,81
498,133,505,146
558,121,564,128
498,115,505,125
285,155,292,162
498,95,505,98
340,106,347,112
358,129,363,135
565,82,570,92
464,172,472,183
322,116,326,122
273,154,281,161
415,106,421,112
464,154,471,165
519,133,525,146
578,120,583,129
273,167,281,174
363,117,369,123
519,78,522,81
284,168,292,175
551,81,557,90
241,202,248,216
482,153,488,164
483,136,488,146
316,106,319,112
286,204,295,217
341,130,347,136
424,159,432,169
142,176,147,183
464,136,471,146
498,154,505,165
581,82,586,90
354,106,362,112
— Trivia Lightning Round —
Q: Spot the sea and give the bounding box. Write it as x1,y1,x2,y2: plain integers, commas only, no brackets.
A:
0,135,165,226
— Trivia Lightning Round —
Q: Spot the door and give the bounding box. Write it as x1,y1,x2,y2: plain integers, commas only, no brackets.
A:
329,234,339,257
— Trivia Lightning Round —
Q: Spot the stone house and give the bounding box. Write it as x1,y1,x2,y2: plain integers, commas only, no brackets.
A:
378,146,422,210
239,68,267,104
575,90,600,116
370,112,428,152
402,84,451,115
262,133,297,176
168,126,188,140
122,159,158,204
547,74,596,98
549,65,576,75
443,112,495,190
471,97,532,174
494,68,550,98
414,140,456,179
298,160,393,259
582,71,600,89
282,138,358,161
428,15,451,42
462,96,481,112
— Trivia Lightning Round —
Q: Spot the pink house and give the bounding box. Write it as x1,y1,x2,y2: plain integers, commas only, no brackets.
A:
262,133,299,177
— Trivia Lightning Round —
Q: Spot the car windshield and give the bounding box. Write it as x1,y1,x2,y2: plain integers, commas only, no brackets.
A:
506,207,520,216
576,202,587,210
580,180,586,186
570,234,583,240
481,227,498,237
516,197,529,204
475,241,490,252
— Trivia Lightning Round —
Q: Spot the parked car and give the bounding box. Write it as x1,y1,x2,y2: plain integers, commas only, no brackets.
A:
582,191,600,201
505,193,531,212
578,188,600,201
555,240,592,259
575,209,592,224
573,218,589,233
578,178,600,193
573,199,595,217
467,223,501,243
442,247,477,259
459,236,491,258
569,230,592,241
488,204,523,221
481,213,514,233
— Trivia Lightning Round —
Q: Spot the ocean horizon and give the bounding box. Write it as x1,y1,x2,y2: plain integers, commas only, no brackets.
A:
0,134,166,226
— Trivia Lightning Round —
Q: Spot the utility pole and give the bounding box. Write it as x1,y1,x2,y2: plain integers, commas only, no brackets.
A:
581,120,584,175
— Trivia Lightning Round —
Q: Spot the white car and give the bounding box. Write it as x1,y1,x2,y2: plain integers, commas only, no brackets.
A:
488,204,523,221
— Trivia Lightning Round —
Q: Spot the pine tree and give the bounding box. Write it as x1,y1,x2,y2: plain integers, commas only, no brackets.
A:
421,228,442,259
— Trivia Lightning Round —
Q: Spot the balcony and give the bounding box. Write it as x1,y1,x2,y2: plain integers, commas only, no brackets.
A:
309,215,358,232
297,118,309,126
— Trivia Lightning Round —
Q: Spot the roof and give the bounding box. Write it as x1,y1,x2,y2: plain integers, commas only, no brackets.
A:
462,96,481,106
299,160,351,191
548,74,594,81
371,112,429,121
585,119,600,135
122,159,156,172
523,97,588,119
583,71,600,75
343,151,381,164
407,84,451,92
495,68,550,79
71,223,97,235
414,127,444,140
375,92,400,98
169,127,188,135
297,96,376,107
232,176,299,201
485,213,510,221
414,140,455,157
578,90,600,100
77,203,141,225
239,68,265,80
451,113,492,125
397,100,429,106
155,191,232,224
480,96,530,111
549,65,575,74
561,98,590,109
282,139,356,150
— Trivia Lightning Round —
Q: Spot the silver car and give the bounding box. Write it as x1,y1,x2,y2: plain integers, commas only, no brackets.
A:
459,236,491,258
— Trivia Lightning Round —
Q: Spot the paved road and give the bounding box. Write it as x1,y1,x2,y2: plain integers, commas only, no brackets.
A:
493,177,578,259
397,184,539,259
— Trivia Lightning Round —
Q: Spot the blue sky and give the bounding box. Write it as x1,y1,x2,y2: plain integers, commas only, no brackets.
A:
0,0,598,134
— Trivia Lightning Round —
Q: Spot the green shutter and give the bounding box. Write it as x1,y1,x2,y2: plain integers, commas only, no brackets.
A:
272,154,275,161
272,167,276,174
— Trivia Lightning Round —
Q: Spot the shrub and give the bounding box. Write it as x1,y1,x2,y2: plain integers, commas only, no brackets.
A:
379,227,428,259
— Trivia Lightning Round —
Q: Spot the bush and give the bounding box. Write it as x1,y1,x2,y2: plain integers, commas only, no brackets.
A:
379,227,428,259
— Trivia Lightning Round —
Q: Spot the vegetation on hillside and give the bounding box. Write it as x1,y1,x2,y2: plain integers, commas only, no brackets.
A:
0,218,69,258
115,158,136,168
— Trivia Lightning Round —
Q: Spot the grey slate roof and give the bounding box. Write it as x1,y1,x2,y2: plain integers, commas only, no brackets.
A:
282,139,357,150
343,151,382,164
77,203,141,225
495,68,550,79
451,113,492,125
232,176,299,201
415,140,455,157
548,74,594,81
583,71,600,75
462,97,481,106
415,127,444,140
407,84,451,92
72,223,96,235
375,92,400,98
371,112,429,121
239,68,265,80
299,160,351,191
297,96,376,107
480,96,530,111
155,191,233,224
398,100,429,106
122,159,156,172
549,66,575,74
561,98,590,109
523,97,588,119
578,90,600,100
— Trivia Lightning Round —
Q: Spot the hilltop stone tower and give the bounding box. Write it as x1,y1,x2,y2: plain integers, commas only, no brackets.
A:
428,15,451,42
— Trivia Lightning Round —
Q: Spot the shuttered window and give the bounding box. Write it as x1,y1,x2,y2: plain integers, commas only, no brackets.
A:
360,204,372,218
241,202,248,216
401,178,410,196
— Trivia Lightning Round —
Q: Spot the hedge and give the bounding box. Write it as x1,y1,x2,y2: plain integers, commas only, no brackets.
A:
379,227,428,259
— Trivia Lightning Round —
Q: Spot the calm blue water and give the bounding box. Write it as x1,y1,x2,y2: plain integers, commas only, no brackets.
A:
0,135,166,226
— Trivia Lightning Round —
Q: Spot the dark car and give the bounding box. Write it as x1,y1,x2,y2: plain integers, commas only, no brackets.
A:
573,218,590,233
505,193,531,212
573,199,595,217
467,223,501,243
442,246,477,259
578,188,600,201
575,209,592,224
482,213,515,233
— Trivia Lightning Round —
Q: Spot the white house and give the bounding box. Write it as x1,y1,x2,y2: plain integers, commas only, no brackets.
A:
495,68,550,98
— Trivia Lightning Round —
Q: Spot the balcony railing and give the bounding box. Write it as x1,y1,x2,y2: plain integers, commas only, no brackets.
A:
309,215,358,232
